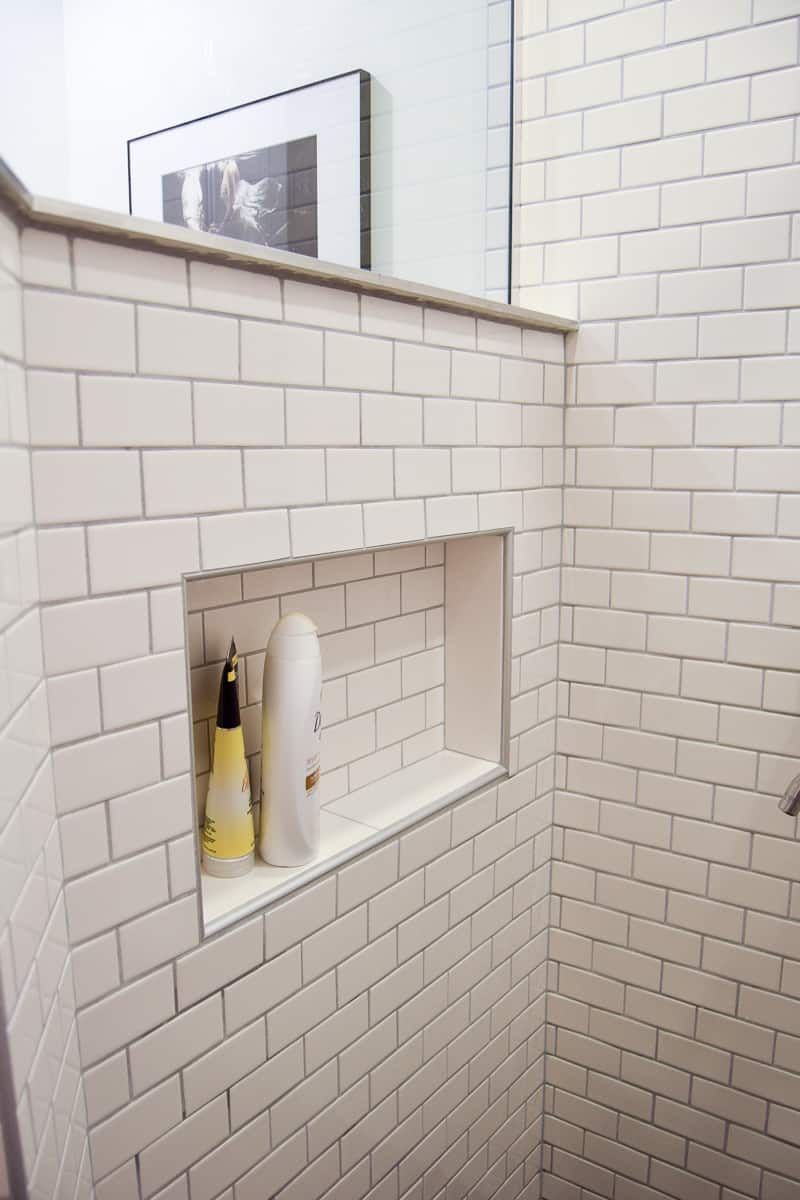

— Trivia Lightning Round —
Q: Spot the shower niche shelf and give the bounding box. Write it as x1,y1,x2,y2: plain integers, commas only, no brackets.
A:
184,530,511,934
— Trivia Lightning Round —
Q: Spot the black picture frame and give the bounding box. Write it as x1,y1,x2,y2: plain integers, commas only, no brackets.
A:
127,69,371,270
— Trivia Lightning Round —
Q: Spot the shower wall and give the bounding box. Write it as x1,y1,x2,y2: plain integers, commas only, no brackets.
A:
516,2,800,1196
0,211,90,1196
0,171,568,1198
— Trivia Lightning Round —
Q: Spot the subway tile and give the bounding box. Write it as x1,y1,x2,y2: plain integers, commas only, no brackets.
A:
194,382,283,445
584,97,661,152
144,449,242,516
244,448,325,507
501,358,543,405
729,623,800,671
576,362,654,407
662,77,753,139
452,352,500,401
394,342,450,395
73,238,187,308
27,370,79,446
362,499,425,547
424,397,475,446
190,261,280,319
83,1053,130,1126
290,505,363,557
699,311,786,358
42,592,149,675
241,320,322,385
119,894,199,981
265,876,336,957
581,275,657,321
129,996,222,1097
53,723,161,814
229,1041,303,1132
623,43,705,99
21,228,71,288
59,803,108,878
362,392,422,446
743,356,800,402
689,577,770,623
89,518,199,592
139,1095,228,1197
703,215,790,267
621,227,700,276
327,449,393,503
139,305,238,379
747,163,800,216
286,389,359,445
199,509,289,570
78,966,175,1066
520,25,584,77
81,376,193,446
326,332,392,392
24,291,136,371
545,235,617,282
176,917,262,1010
182,1019,266,1115
708,18,798,79
90,1077,182,1182
363,295,422,340
705,119,794,176
666,0,750,41
36,525,86,600
33,449,141,524
101,649,186,729
751,63,800,120
65,847,168,943
395,449,451,498
586,6,662,61
72,932,121,1008
546,59,621,114
268,974,337,1055
662,175,746,227
478,319,521,357
283,280,357,329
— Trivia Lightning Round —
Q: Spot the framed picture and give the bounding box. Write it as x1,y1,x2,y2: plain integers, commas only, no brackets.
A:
128,70,371,269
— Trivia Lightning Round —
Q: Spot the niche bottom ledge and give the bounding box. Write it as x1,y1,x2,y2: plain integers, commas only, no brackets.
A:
202,750,506,935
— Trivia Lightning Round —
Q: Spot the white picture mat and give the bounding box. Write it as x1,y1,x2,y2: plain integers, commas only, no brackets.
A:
129,73,363,266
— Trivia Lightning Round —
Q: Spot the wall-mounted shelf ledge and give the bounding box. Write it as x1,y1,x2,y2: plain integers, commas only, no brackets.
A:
0,156,576,336
203,750,505,934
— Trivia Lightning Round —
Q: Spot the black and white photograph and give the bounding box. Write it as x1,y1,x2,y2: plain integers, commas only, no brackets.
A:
128,70,370,268
161,135,318,256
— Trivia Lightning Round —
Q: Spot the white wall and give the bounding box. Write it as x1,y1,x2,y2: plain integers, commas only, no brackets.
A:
2,0,504,295
516,2,800,1197
0,0,70,196
0,212,91,1199
6,208,563,1198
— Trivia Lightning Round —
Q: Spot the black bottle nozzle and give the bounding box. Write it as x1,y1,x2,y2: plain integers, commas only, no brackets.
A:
216,637,241,729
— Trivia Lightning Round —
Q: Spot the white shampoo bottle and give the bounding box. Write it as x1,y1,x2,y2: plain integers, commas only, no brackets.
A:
259,613,322,866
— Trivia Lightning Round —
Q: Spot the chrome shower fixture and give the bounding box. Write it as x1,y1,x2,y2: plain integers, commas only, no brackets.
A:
779,773,800,817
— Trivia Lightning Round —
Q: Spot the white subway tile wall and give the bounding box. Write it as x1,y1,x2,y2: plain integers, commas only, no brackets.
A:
0,210,92,1199
517,2,800,1198
2,185,563,1200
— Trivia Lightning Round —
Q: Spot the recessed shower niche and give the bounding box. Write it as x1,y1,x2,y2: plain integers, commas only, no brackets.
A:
184,531,511,932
